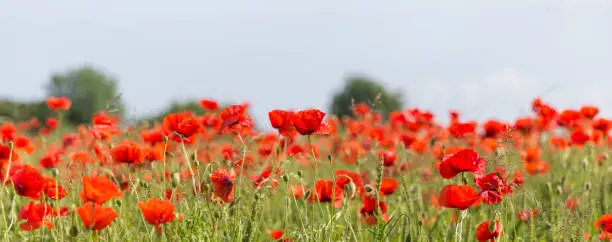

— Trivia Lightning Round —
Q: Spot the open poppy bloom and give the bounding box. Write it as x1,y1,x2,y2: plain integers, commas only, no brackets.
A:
162,112,201,141
308,179,343,208
474,172,510,205
378,150,397,167
219,104,254,134
475,220,502,242
210,169,236,204
111,141,144,164
516,208,539,223
439,149,486,179
289,185,305,199
268,110,297,137
335,170,363,197
11,164,44,200
438,184,481,210
17,202,68,231
359,185,389,226
76,202,118,231
46,96,71,111
199,99,219,111
138,198,176,236
80,175,123,204
42,176,68,200
291,109,326,136
595,214,612,233
379,178,399,196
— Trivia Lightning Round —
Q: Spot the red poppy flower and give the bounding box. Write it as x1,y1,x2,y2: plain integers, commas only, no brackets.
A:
268,110,297,137
80,175,123,204
378,150,397,167
76,202,118,231
308,179,343,208
475,220,502,242
141,128,166,145
524,160,550,175
438,184,481,210
42,176,68,200
595,214,612,233
143,146,164,162
138,198,176,236
335,170,363,196
570,129,590,146
0,143,20,164
566,199,579,210
249,169,272,189
291,109,326,136
46,117,58,129
46,96,71,111
269,230,284,240
0,122,17,142
199,99,219,111
163,112,201,140
210,169,235,204
17,202,68,231
474,172,509,205
379,178,399,196
516,208,539,223
439,149,486,179
359,185,389,226
219,104,254,134
580,105,599,119
111,141,144,164
289,185,305,199
11,165,44,200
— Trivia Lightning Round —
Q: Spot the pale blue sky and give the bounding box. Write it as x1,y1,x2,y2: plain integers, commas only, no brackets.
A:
1,1,611,127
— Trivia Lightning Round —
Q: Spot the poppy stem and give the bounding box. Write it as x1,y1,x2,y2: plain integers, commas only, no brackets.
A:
180,139,198,194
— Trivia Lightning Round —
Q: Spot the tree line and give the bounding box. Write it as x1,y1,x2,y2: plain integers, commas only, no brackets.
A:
0,65,404,125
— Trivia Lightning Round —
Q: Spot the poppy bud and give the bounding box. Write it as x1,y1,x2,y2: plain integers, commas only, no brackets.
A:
51,168,60,177
163,136,169,142
282,175,289,182
172,172,180,188
8,141,14,149
545,182,552,193
140,180,148,189
344,182,356,199
364,184,375,195
585,182,592,191
194,159,200,168
297,170,303,178
69,225,79,237
327,154,332,163
276,146,281,155
304,190,311,199
556,185,562,195
115,199,122,206
191,153,197,162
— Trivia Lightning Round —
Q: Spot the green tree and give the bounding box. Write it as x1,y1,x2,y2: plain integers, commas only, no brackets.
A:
330,75,404,119
0,99,51,122
46,66,124,124
149,100,205,121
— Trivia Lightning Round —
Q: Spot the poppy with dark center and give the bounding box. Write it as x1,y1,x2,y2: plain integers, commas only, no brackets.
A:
475,220,502,242
291,109,326,136
162,112,201,140
359,185,389,226
11,165,44,200
46,96,71,111
17,202,68,231
219,104,254,134
570,129,590,146
308,179,343,208
268,109,297,137
439,149,486,179
138,198,176,236
474,172,510,205
210,169,235,204
42,176,68,200
438,184,481,210
111,141,144,164
76,202,118,231
379,178,399,196
595,214,612,233
580,105,599,119
199,99,219,111
80,175,123,204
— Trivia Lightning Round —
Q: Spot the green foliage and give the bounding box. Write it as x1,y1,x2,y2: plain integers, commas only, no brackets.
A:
0,99,51,122
46,65,125,124
149,100,206,121
330,75,403,119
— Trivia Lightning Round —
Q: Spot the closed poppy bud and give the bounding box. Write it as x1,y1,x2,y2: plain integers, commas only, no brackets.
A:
69,225,79,237
172,173,180,188
163,136,169,142
556,186,562,195
344,181,356,199
303,190,311,199
51,168,60,177
328,154,332,163
115,200,122,207
297,170,303,178
282,175,289,182
585,182,592,191
581,158,588,170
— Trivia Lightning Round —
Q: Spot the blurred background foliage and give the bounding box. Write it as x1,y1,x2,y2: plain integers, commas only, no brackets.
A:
1,65,404,126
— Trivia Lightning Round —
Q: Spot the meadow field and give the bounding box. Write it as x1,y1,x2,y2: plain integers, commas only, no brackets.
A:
0,97,610,241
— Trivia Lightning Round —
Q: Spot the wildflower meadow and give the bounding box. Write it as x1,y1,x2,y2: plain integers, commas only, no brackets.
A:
0,96,611,241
